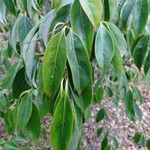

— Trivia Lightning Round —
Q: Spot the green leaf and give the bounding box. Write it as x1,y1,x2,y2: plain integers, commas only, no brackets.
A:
96,108,107,123
133,35,149,70
53,0,62,9
0,62,21,89
17,16,33,43
125,90,135,120
133,132,142,143
27,104,41,139
106,22,127,57
95,23,115,75
67,31,92,94
12,68,30,99
50,4,71,31
71,0,94,56
39,10,56,46
93,86,104,104
51,92,74,150
146,139,150,150
80,81,93,110
119,0,136,30
27,0,32,18
17,93,32,131
133,102,142,121
97,127,103,137
4,109,16,134
43,30,67,97
104,0,117,21
144,51,150,75
132,0,148,37
4,0,16,16
78,0,102,30
22,26,38,85
0,0,6,23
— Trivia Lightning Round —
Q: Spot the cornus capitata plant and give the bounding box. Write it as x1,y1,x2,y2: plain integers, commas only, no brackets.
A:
0,0,150,149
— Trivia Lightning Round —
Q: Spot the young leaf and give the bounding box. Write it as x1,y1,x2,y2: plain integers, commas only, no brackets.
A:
17,93,32,131
43,30,67,97
95,23,115,75
133,35,149,70
96,108,107,123
53,0,62,9
78,0,102,30
132,0,148,37
71,0,94,56
67,31,92,94
51,92,74,150
27,104,41,139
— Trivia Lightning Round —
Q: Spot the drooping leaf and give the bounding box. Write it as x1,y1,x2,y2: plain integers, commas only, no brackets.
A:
78,0,102,30
12,67,30,99
50,4,71,31
144,51,150,75
119,0,136,30
132,0,148,37
17,16,33,43
95,23,115,75
0,1,6,23
67,31,92,94
39,10,56,46
106,22,127,57
96,108,107,123
133,35,149,70
71,0,94,56
4,109,16,134
4,0,16,16
104,0,117,21
97,127,103,137
104,22,123,77
125,90,135,120
51,92,74,150
0,62,22,89
27,104,41,139
17,93,32,131
93,86,104,104
146,139,150,150
22,26,38,85
133,102,142,121
43,30,67,97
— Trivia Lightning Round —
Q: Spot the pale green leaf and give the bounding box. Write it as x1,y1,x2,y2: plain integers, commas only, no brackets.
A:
51,92,74,150
43,30,67,97
78,0,102,30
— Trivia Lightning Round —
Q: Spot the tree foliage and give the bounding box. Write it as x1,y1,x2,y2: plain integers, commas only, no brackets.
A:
0,0,150,149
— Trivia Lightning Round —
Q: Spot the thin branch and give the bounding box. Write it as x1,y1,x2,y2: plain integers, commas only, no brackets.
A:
22,24,65,45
